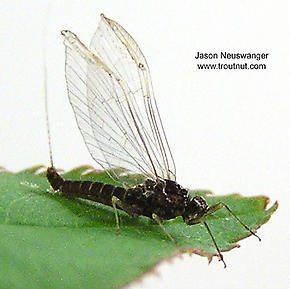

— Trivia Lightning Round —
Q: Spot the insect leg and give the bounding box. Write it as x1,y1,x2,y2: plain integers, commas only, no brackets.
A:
152,213,176,244
206,202,261,241
202,221,226,268
111,196,121,230
111,196,141,230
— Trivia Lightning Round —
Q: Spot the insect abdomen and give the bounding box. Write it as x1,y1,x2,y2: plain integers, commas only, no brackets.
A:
46,167,126,206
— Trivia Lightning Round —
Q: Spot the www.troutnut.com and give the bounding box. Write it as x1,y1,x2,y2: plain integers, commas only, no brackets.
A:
194,51,269,70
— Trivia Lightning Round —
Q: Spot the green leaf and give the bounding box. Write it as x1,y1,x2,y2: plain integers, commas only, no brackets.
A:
0,166,278,289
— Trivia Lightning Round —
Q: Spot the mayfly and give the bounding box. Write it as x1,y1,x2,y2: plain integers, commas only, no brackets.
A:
46,14,260,268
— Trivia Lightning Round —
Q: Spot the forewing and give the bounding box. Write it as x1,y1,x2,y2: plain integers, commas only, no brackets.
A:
89,15,176,180
62,14,176,185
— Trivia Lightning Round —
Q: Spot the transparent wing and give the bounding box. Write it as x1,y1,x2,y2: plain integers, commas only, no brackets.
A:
62,14,176,185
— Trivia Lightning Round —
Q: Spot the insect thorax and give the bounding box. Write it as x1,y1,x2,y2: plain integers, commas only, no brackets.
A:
123,178,191,220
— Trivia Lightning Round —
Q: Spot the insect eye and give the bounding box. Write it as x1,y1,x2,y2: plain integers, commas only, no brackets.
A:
180,188,188,196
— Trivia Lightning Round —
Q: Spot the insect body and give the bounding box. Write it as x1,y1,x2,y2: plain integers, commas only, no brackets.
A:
48,167,198,222
46,14,260,268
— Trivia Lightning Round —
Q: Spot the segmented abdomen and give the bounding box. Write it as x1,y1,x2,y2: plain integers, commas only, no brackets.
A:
46,167,126,206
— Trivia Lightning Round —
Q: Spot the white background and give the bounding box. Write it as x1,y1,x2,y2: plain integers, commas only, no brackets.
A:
1,1,289,288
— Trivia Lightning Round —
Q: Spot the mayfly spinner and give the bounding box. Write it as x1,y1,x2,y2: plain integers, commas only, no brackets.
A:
46,14,261,267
